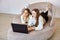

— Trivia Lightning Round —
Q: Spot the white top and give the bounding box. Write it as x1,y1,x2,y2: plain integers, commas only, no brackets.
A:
28,16,36,26
28,15,46,30
21,15,30,24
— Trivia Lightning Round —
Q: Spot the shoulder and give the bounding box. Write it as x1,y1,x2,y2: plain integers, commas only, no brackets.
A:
21,15,23,20
39,15,43,19
38,15,44,22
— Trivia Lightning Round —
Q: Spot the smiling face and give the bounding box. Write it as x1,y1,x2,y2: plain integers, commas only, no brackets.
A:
23,10,29,17
32,11,37,18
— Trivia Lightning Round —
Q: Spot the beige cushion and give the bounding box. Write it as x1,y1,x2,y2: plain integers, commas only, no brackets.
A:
7,2,55,40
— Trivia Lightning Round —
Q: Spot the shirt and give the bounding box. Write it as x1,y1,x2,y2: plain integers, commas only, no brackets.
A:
21,15,30,24
28,15,46,30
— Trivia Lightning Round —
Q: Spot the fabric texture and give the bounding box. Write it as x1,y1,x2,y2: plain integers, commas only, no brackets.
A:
7,2,55,40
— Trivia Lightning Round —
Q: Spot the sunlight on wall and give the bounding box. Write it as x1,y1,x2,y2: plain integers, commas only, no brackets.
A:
0,0,60,18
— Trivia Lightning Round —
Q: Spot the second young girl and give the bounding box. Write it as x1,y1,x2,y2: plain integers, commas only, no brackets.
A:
28,9,46,31
21,8,31,24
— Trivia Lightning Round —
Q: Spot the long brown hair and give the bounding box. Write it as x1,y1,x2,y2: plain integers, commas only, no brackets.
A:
21,8,31,15
32,9,40,27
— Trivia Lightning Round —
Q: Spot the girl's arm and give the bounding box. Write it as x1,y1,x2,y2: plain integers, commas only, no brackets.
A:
28,27,35,32
21,15,26,24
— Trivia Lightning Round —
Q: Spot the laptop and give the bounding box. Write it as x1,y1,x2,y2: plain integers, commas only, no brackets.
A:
11,23,29,33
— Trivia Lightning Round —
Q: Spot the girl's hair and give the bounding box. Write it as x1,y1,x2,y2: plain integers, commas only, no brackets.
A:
22,8,31,15
32,9,40,27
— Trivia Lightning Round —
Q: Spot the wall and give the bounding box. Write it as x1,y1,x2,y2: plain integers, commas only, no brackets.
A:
48,0,60,18
0,0,28,14
55,7,60,18
0,0,47,14
26,0,60,18
0,0,60,18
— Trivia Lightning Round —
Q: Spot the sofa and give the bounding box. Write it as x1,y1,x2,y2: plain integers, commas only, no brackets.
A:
7,2,55,40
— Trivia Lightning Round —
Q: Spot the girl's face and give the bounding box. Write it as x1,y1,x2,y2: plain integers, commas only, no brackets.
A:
23,10,29,17
32,11,37,18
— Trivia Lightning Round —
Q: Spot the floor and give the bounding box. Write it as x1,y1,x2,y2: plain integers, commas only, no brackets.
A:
0,13,60,40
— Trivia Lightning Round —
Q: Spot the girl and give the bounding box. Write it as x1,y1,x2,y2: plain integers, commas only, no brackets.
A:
21,8,31,24
28,9,46,31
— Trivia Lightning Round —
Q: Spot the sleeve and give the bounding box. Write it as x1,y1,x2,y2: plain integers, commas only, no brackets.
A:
35,16,44,30
21,15,25,24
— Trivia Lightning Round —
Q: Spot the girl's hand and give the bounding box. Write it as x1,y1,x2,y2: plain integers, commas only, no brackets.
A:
28,27,35,32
